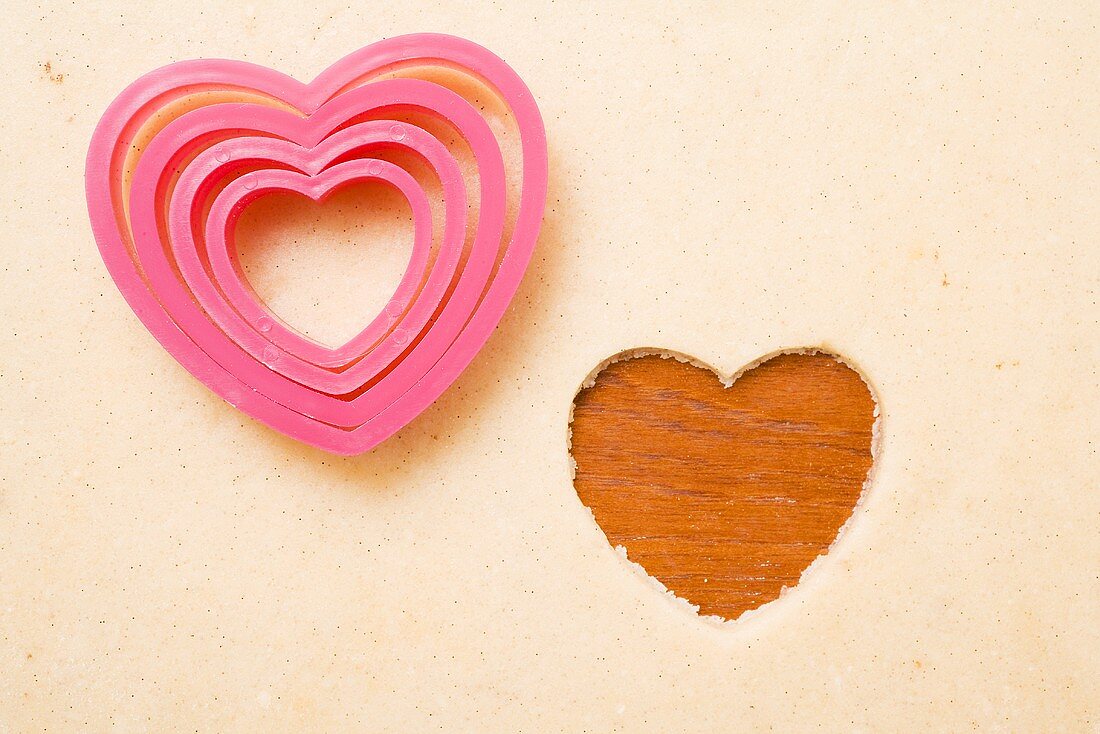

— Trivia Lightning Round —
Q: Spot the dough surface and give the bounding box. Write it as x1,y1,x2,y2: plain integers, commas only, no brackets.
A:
1,2,1097,730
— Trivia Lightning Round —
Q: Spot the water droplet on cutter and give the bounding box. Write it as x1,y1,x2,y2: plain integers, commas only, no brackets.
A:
367,160,384,175
389,124,406,141
262,345,280,364
215,150,230,163
258,317,273,333
243,175,257,190
393,330,409,346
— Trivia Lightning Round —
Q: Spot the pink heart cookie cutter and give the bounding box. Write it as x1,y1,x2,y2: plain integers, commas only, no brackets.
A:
126,80,507,425
186,122,466,373
165,121,470,393
86,34,548,454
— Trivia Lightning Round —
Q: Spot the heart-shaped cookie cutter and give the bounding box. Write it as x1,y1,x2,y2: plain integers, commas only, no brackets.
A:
86,34,547,453
186,122,465,372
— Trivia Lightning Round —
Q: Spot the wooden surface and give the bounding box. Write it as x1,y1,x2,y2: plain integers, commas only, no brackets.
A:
570,353,876,621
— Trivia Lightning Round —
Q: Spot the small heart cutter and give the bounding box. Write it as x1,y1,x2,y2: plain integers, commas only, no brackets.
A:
86,34,548,454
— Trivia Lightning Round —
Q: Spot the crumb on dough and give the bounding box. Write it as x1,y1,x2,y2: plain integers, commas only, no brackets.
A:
42,61,65,85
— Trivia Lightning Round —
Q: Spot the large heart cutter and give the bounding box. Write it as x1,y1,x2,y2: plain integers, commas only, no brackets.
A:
86,34,548,454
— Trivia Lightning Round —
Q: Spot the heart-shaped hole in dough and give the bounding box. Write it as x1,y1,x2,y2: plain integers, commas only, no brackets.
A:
570,350,879,621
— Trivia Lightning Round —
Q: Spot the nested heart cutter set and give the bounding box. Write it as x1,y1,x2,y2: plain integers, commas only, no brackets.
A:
86,34,548,454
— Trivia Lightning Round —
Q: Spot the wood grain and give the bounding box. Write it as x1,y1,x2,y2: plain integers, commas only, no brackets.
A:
570,352,876,620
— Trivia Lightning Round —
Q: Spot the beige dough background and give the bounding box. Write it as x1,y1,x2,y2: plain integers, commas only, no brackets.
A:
1,1,1098,730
